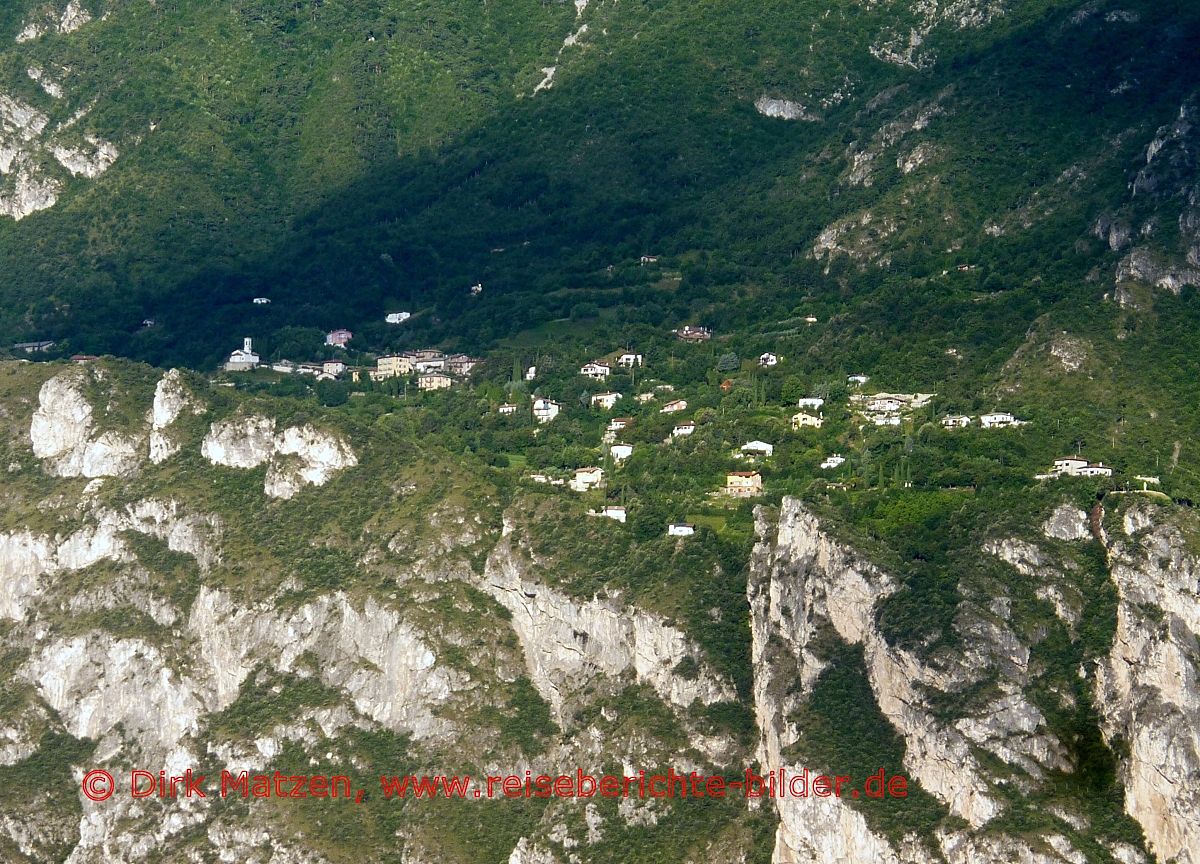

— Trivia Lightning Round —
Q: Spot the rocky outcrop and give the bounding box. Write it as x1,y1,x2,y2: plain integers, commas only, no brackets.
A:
1043,504,1090,541
508,837,561,864
0,88,119,219
752,503,999,830
202,416,357,499
0,4,122,219
148,369,201,464
754,97,818,122
188,588,460,741
984,536,1082,627
752,499,1087,864
1115,247,1200,296
201,415,276,469
30,373,142,478
1096,503,1200,864
869,0,1006,69
483,534,734,720
0,498,220,621
16,1,92,42
51,136,119,179
265,425,359,499
845,88,951,187
1101,96,1200,297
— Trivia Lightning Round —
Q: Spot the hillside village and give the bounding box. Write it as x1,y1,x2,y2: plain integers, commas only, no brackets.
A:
189,317,1163,537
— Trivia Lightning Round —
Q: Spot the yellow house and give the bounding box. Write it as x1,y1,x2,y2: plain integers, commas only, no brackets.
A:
725,471,763,498
376,354,414,379
417,373,453,391
792,412,823,430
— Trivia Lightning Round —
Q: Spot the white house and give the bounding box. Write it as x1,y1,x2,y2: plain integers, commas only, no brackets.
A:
252,297,271,305
595,505,626,523
385,311,412,324
224,338,260,371
759,352,779,367
942,415,972,428
470,282,483,295
740,441,775,458
672,422,695,437
792,412,823,430
610,443,633,463
580,361,612,379
1053,457,1089,474
607,417,633,432
848,374,870,385
498,403,519,415
570,467,605,493
414,356,446,373
820,454,846,470
667,523,695,537
533,398,561,424
980,412,1025,429
322,359,346,376
590,392,622,410
634,392,655,403
640,255,659,265
797,397,825,410
525,366,536,381
272,360,296,374
660,399,688,414
872,414,901,427
804,315,818,324
1041,457,1113,479
617,353,644,367
867,397,903,413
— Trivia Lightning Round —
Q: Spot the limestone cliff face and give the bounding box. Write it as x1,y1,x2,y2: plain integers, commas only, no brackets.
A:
751,500,1003,864
1102,94,1200,300
147,368,202,464
483,533,735,721
0,497,220,622
201,416,357,499
30,373,142,478
748,498,1157,864
1096,503,1200,864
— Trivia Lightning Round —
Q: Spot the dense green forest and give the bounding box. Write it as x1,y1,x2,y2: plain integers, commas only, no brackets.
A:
0,0,1196,375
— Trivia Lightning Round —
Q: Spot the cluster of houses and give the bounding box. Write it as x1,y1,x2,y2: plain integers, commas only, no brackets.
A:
942,412,1027,429
580,352,644,380
850,391,935,427
222,335,480,391
367,349,481,391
